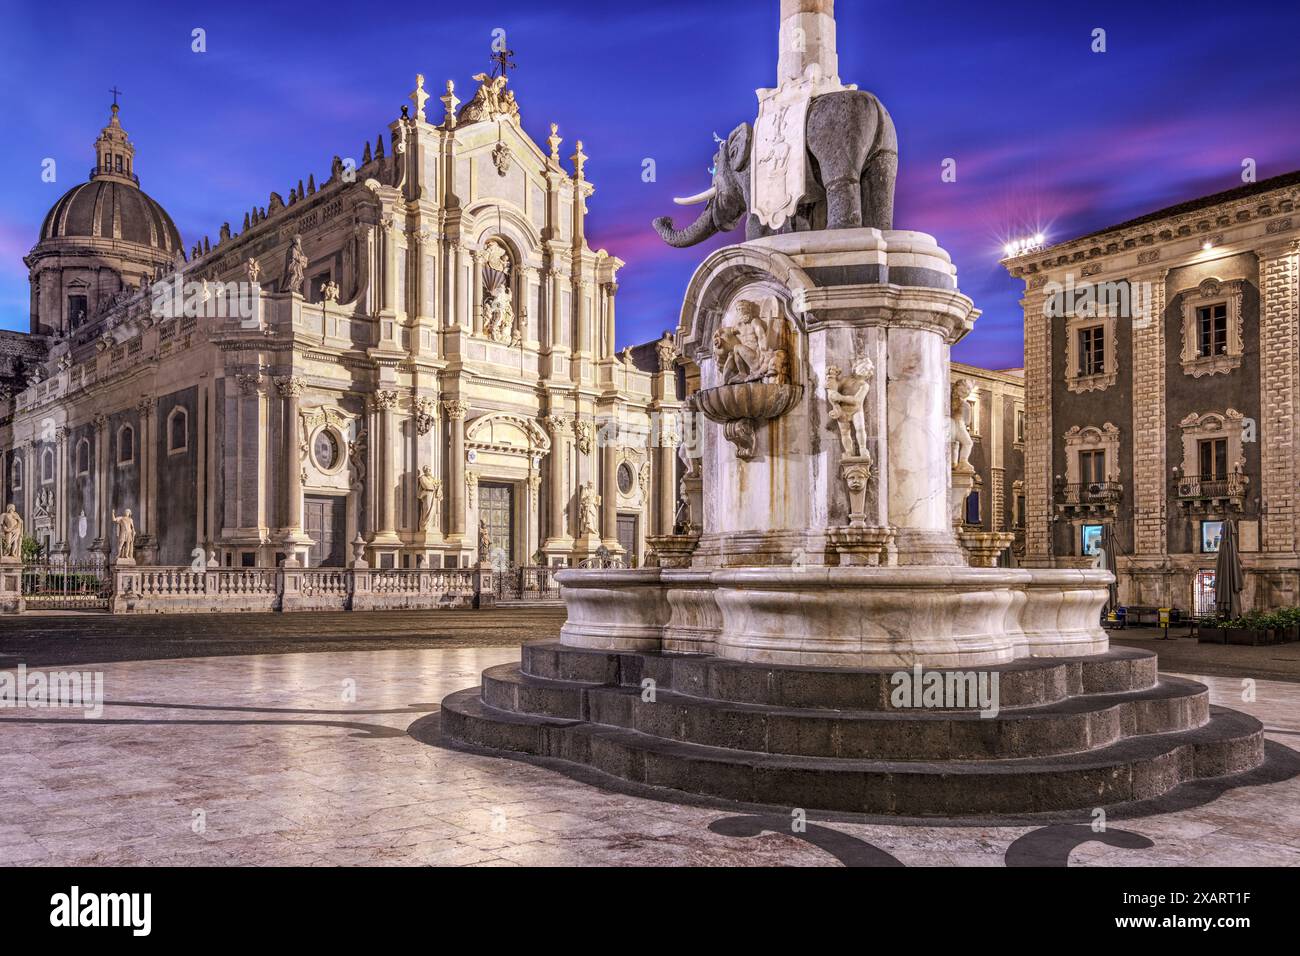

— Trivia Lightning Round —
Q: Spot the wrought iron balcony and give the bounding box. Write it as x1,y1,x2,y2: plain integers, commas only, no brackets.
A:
1175,472,1249,508
1054,481,1123,513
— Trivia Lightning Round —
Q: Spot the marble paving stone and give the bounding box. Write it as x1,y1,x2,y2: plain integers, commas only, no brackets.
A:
0,648,1297,866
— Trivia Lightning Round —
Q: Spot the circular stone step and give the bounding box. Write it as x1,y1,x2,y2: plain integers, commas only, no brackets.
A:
440,645,1266,816
520,641,1158,711
439,687,1264,816
481,662,1210,760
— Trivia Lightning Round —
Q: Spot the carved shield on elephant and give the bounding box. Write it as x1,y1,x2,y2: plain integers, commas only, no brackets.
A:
751,84,813,230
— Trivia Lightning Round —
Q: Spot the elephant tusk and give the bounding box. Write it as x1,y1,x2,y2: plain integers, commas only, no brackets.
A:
673,186,717,206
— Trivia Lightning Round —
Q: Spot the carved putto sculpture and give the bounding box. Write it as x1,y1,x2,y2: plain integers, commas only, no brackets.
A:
111,508,135,561
826,357,874,458
579,481,601,536
712,299,788,386
417,466,443,532
321,280,340,304
245,258,261,284
282,235,308,294
0,505,22,559
950,378,977,470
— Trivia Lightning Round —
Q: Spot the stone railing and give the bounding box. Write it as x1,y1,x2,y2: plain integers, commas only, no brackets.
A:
351,568,478,610
104,565,488,614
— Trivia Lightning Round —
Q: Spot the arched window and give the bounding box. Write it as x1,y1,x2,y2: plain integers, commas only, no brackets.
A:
10,458,21,491
75,438,90,476
118,425,135,466
167,406,189,455
41,448,55,483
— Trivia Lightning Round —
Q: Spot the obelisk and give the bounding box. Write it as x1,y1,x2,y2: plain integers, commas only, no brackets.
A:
777,0,841,86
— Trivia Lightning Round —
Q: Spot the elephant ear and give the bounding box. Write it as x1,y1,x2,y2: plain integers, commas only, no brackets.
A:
727,124,753,173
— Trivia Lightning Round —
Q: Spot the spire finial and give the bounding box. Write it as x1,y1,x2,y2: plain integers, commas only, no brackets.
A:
409,74,429,122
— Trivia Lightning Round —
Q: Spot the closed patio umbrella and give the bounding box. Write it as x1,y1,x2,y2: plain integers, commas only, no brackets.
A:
1214,520,1244,620
1099,522,1119,616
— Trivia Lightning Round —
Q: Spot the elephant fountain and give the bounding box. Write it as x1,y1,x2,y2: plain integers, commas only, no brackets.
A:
653,89,898,247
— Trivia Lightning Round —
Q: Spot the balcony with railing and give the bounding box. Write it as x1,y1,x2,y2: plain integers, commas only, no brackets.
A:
1053,480,1123,514
1175,471,1250,510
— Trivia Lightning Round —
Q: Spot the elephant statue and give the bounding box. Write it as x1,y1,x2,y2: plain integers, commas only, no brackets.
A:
653,89,898,248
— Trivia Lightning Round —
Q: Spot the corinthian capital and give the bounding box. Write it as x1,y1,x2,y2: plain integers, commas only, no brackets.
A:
373,389,399,411
275,376,306,398
442,399,470,420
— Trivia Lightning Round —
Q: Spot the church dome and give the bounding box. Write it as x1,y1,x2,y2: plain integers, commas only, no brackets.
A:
35,101,181,257
40,178,181,254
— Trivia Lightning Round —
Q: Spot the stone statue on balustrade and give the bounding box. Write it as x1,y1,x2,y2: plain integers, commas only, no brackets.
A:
417,466,443,533
477,518,492,566
0,505,23,560
281,235,308,294
111,509,136,562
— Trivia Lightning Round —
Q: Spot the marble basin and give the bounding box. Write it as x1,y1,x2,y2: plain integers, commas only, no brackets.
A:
691,382,802,459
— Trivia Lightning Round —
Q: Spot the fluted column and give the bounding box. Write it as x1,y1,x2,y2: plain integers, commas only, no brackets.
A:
600,420,619,546
604,283,618,360
92,413,108,554
54,427,69,553
657,427,677,536
374,390,399,538
470,250,484,337
443,399,469,538
136,398,156,547
543,415,572,548
275,377,306,551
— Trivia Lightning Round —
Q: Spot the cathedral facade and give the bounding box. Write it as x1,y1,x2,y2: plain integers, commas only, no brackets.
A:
0,73,683,575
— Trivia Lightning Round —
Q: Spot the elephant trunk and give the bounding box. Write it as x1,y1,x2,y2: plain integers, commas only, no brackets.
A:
652,209,719,248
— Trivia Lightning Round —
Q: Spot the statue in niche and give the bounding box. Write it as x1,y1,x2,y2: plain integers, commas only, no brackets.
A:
579,481,601,536
950,378,977,470
417,466,443,532
0,505,23,559
481,242,515,344
826,357,874,458
281,235,308,294
111,509,135,561
712,299,788,386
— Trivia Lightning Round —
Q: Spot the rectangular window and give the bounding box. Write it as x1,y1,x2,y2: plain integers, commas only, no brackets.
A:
1201,520,1224,553
67,295,88,328
1016,495,1026,527
1015,408,1026,444
1079,449,1106,485
964,491,981,525
1196,303,1228,358
1081,523,1103,556
1079,326,1105,376
1198,438,1227,480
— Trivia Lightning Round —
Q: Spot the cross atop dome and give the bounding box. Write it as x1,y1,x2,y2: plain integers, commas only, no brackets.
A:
91,93,138,186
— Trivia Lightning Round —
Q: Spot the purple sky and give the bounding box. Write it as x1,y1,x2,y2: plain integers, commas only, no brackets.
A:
2,0,1299,369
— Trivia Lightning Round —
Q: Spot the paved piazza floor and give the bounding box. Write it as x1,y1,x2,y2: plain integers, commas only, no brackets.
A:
2,642,1299,867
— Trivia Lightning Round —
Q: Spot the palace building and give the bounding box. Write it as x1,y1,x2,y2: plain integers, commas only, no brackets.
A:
950,362,1026,560
1005,170,1300,614
0,73,684,574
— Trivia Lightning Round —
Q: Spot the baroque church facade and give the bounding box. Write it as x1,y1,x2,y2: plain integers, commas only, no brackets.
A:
0,73,683,572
